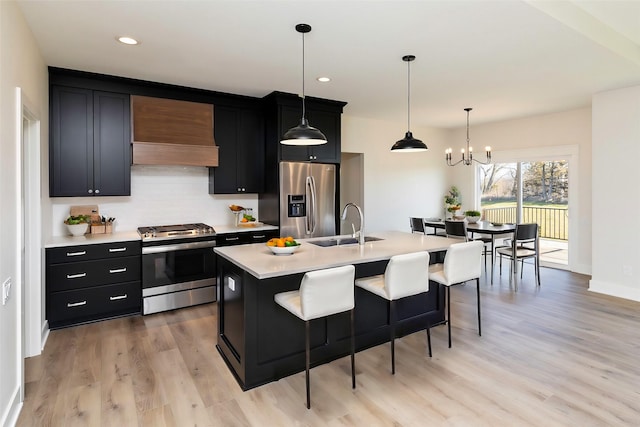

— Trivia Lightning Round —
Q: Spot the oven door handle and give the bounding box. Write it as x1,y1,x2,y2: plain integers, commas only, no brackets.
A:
142,240,216,254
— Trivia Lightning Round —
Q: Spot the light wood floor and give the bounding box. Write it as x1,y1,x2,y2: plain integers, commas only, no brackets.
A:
17,268,640,426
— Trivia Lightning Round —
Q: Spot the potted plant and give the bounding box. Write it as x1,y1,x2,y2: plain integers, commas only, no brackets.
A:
444,186,461,218
64,215,90,236
464,210,482,223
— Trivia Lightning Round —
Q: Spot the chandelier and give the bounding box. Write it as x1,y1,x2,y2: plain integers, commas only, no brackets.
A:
445,107,491,166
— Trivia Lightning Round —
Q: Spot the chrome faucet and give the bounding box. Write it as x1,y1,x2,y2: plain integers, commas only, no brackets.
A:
341,202,365,245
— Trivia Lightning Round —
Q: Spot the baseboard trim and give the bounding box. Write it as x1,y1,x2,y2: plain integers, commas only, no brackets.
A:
588,279,640,302
1,385,22,427
41,320,49,351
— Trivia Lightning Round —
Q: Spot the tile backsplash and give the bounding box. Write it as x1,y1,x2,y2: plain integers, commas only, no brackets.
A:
51,165,259,236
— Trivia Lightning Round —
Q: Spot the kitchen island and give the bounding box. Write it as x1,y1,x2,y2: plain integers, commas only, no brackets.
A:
214,231,459,390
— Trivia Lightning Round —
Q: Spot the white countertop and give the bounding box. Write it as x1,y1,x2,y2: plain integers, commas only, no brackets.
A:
214,231,460,279
45,231,141,248
214,224,279,234
45,223,278,248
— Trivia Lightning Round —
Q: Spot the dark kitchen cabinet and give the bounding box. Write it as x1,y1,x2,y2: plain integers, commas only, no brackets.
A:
264,91,346,164
50,86,130,197
216,229,279,246
46,240,141,328
209,105,264,194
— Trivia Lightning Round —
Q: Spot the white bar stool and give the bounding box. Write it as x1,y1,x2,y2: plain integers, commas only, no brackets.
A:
429,240,484,348
274,264,356,409
354,251,431,375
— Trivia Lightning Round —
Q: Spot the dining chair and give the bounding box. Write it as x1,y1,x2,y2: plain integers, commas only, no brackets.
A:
409,217,426,234
274,264,356,409
355,251,432,374
496,223,541,290
429,241,484,347
444,220,468,241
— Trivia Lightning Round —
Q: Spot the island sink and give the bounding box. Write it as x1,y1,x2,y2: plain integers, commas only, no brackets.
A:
308,236,384,247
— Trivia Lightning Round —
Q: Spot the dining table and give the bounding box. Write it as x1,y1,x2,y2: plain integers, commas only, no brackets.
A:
423,219,516,283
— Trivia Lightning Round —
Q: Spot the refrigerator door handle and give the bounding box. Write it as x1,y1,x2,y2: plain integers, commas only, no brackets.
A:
306,175,317,235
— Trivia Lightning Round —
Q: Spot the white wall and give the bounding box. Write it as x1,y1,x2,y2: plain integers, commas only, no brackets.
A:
341,115,450,233
591,85,640,301
446,108,592,274
0,1,48,425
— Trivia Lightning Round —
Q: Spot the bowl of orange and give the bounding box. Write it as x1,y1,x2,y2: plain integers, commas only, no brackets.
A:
266,236,301,255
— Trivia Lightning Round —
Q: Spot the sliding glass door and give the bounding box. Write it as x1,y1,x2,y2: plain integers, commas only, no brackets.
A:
479,160,569,266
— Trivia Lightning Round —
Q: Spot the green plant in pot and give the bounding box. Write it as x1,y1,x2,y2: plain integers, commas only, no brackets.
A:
444,186,461,218
64,215,90,236
464,210,481,223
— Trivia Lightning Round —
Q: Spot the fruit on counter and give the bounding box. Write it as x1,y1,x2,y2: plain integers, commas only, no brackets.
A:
229,204,245,212
266,236,299,247
242,213,256,222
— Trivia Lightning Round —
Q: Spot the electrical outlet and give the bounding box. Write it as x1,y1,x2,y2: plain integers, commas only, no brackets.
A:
2,277,11,305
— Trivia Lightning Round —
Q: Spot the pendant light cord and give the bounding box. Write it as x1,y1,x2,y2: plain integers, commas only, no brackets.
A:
466,109,470,149
407,59,411,132
301,31,306,121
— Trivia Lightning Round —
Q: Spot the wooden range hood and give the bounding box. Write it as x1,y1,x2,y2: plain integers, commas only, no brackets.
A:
131,95,219,167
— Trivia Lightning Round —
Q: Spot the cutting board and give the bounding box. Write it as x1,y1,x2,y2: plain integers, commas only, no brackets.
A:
69,205,100,223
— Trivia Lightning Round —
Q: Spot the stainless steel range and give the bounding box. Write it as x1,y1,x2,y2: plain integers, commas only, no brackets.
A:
138,223,217,315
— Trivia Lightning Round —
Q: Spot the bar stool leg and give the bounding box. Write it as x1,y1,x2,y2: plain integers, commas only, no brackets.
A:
305,320,311,409
426,322,432,357
476,278,482,336
350,308,356,389
390,300,396,375
447,286,452,348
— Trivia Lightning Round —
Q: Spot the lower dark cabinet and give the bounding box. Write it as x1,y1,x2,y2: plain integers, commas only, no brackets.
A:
48,281,141,328
46,240,141,328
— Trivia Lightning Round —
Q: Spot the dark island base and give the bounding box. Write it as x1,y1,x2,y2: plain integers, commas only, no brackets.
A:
216,254,446,391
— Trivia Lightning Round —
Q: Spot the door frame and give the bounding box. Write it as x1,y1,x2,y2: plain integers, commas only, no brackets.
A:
17,87,44,366
477,144,578,271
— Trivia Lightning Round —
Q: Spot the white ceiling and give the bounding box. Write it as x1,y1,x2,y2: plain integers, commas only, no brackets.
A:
17,0,640,129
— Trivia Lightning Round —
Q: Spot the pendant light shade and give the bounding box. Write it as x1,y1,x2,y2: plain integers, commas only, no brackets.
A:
391,55,427,152
281,23,327,146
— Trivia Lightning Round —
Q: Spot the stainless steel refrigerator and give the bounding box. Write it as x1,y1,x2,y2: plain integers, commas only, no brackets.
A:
279,161,336,239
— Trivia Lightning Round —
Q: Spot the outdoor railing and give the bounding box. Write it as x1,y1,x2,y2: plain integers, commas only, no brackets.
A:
482,206,568,240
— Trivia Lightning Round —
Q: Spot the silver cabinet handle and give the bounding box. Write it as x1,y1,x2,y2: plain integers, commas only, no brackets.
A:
109,294,127,301
225,237,240,241
109,268,127,274
67,300,87,307
108,247,127,253
66,251,86,257
251,234,266,239
66,273,87,279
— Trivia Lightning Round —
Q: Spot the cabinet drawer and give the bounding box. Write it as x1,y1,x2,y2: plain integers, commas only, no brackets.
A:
47,241,141,263
246,230,278,243
48,256,141,292
48,281,141,327
217,233,249,246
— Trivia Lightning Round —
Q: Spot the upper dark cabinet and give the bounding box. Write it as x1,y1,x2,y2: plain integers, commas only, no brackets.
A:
50,86,130,197
209,105,265,194
264,92,346,164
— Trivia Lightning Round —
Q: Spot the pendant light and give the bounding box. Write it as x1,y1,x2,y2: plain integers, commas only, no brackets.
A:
281,23,327,146
391,55,428,152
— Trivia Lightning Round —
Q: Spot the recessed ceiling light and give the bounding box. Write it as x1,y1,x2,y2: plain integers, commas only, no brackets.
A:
117,36,139,45
317,77,331,83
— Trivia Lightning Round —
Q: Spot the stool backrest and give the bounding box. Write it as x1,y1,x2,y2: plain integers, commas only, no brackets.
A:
384,251,430,300
443,241,484,284
444,220,468,240
300,265,355,320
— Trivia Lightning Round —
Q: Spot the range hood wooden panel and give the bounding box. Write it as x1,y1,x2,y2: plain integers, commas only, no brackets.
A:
132,95,214,145
132,142,218,167
131,95,219,166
